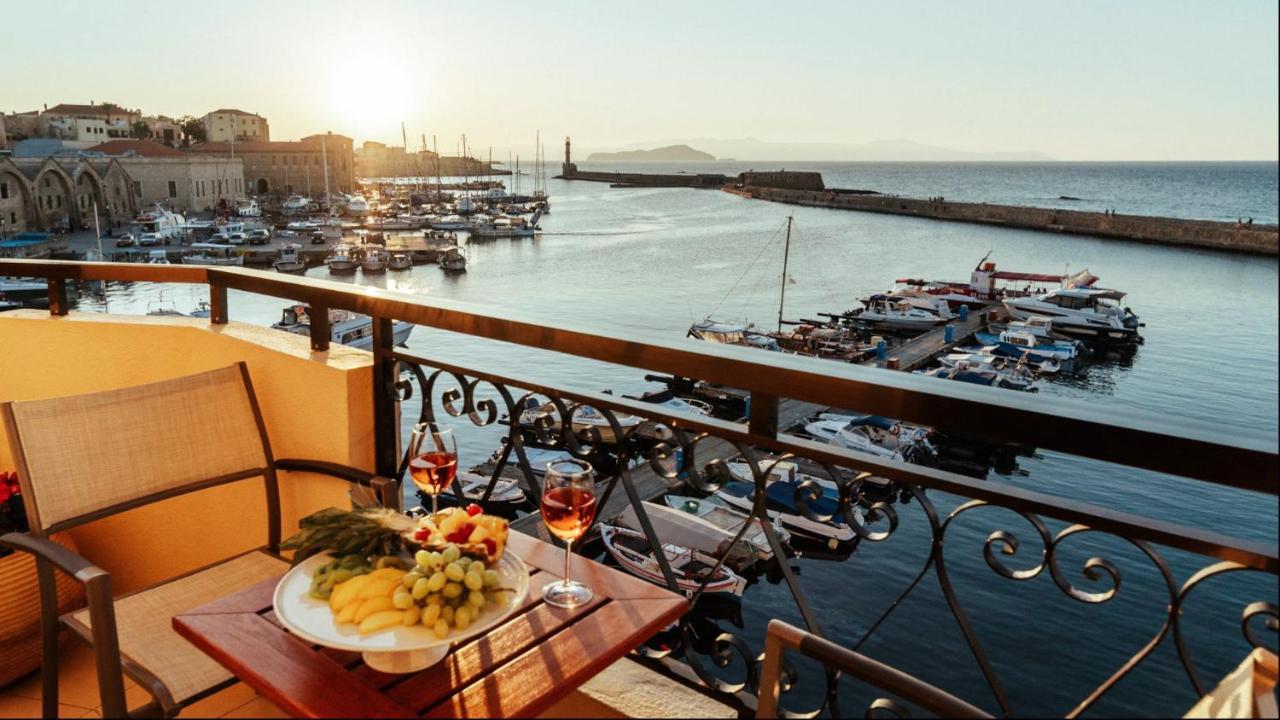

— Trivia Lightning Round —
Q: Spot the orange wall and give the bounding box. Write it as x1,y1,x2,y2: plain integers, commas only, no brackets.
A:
0,310,378,592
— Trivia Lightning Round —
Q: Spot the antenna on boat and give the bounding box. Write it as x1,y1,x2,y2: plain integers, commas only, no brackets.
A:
777,214,793,332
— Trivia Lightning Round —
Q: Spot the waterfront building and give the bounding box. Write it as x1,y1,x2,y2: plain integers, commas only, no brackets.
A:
40,103,139,142
201,109,270,143
0,155,135,234
354,140,437,179
187,132,354,197
87,140,245,213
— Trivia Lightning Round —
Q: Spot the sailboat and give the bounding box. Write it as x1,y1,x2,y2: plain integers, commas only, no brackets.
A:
687,215,795,352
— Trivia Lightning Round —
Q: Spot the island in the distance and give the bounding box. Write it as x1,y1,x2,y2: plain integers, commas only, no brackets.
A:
586,144,716,162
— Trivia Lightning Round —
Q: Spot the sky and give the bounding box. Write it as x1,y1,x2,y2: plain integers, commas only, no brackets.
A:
3,0,1277,161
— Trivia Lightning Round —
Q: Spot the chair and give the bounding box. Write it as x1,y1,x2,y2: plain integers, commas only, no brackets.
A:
0,363,399,718
756,619,992,718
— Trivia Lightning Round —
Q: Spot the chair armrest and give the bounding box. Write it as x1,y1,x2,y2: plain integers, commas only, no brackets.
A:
274,459,401,510
0,531,107,583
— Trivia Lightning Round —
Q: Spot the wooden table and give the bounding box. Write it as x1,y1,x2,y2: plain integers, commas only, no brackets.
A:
173,534,688,718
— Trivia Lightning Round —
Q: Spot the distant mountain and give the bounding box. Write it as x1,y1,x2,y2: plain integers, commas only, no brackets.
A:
586,144,716,162
610,137,1053,162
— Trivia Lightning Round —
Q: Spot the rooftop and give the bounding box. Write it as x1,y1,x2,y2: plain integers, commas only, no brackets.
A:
87,140,186,158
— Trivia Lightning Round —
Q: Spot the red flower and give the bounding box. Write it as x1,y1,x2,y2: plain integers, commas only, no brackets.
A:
0,483,10,504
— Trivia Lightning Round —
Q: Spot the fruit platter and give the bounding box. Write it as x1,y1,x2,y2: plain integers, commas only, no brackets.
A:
272,504,528,672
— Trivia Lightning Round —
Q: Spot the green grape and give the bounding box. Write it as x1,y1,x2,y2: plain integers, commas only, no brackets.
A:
432,619,450,639
468,590,486,608
414,550,432,568
422,603,441,626
454,606,471,630
442,581,463,599
442,545,460,564
482,570,499,588
411,577,430,600
444,562,465,582
463,572,483,591
402,571,423,589
392,592,414,610
491,590,509,607
426,594,442,607
441,606,454,623
426,571,447,593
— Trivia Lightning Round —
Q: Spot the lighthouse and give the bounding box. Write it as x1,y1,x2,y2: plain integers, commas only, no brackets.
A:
561,136,577,177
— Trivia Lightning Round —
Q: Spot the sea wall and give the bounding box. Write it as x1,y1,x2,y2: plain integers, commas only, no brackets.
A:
558,170,728,187
724,185,1279,256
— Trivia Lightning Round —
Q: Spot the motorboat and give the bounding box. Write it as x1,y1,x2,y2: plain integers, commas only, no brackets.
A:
662,495,791,561
515,396,643,444
625,389,713,417
181,243,244,266
599,525,747,597
714,480,856,548
325,244,358,274
429,470,526,514
282,195,314,213
0,279,47,301
431,216,470,231
850,295,949,330
388,253,413,271
940,348,1060,376
271,304,414,349
146,250,170,264
439,246,467,273
470,215,536,239
974,317,1081,363
920,362,1038,392
361,245,390,273
345,196,370,216
804,414,936,462
617,501,781,567
687,319,780,351
274,243,306,274
1004,288,1142,344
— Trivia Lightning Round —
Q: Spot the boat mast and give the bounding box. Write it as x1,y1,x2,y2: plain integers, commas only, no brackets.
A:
321,135,330,207
433,135,440,194
777,215,793,332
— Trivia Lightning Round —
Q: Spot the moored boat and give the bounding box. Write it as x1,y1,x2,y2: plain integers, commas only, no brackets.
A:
1003,288,1142,345
388,253,413,271
360,245,390,273
271,304,414,349
273,243,306,274
325,244,358,274
599,525,747,597
439,246,467,273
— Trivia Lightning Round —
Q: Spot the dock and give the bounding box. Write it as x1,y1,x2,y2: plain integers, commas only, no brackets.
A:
866,307,1004,371
510,398,823,540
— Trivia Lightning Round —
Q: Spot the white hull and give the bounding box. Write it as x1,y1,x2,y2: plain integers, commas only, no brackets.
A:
182,256,244,266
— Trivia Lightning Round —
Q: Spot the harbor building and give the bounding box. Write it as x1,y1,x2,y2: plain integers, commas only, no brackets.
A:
201,109,270,143
88,140,245,213
0,155,136,235
354,141,437,179
188,132,353,197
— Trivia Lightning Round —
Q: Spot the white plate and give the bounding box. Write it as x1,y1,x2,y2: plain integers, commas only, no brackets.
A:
272,551,530,672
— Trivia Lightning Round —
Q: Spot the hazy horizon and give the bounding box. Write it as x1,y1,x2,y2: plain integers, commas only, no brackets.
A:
3,0,1276,162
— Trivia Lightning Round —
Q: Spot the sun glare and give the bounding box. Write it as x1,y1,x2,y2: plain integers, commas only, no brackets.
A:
328,60,419,143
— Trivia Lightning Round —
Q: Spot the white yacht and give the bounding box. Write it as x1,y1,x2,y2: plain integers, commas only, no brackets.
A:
805,414,936,462
1004,288,1142,344
282,195,313,212
274,243,306,274
271,304,414,349
852,295,949,330
345,196,370,216
325,244,358,274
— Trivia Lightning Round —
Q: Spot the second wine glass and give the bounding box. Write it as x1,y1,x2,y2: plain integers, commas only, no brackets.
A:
540,458,597,609
407,423,457,515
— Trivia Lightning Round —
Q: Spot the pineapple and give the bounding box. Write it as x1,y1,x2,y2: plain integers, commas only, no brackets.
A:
412,505,509,564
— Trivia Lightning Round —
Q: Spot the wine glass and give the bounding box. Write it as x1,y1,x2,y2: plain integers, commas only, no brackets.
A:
540,459,597,609
407,423,457,515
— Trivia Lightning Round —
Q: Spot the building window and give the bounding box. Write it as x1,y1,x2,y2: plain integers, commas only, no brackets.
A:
56,195,62,208
218,179,223,195
9,212,15,224
168,181,177,198
133,181,142,198
0,182,7,199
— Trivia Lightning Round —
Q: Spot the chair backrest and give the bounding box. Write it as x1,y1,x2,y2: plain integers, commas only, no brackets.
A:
2,363,273,534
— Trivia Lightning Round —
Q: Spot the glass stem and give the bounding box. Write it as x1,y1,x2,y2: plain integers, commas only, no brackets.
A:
431,493,438,515
564,539,572,587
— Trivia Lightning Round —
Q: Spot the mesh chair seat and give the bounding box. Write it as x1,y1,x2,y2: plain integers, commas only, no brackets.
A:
66,550,288,705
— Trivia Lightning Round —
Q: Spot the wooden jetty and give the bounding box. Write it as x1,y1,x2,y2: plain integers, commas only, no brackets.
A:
510,398,823,540
865,307,1004,372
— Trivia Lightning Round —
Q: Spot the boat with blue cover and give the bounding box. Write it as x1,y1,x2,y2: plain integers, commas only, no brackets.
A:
715,479,856,548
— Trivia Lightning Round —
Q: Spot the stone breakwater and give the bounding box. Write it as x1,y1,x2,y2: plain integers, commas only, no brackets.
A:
723,185,1279,256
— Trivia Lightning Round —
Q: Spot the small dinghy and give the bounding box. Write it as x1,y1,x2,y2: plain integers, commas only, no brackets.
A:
662,494,790,560
600,525,746,597
940,349,1060,376
430,470,527,515
920,361,1038,392
715,480,857,548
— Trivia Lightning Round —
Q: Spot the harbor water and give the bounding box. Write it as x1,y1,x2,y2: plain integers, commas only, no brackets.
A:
75,162,1278,716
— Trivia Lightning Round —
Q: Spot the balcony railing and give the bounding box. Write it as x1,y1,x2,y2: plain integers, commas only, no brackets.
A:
3,258,1277,717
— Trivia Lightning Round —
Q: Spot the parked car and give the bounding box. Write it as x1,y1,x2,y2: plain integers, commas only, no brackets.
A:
310,231,327,245
247,228,271,245
115,233,136,248
137,233,161,247
226,233,248,246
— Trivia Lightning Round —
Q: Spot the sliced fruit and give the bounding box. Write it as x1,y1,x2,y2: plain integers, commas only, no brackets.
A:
330,575,371,611
354,596,395,623
359,610,404,634
357,578,396,600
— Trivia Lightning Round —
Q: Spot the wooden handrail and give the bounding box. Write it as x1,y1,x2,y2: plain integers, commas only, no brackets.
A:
3,259,1276,493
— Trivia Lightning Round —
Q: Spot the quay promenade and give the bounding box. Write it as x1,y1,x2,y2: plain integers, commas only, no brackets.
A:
724,184,1279,256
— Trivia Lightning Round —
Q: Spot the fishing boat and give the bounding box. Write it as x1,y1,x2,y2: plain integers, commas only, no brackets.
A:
325,244,358,274
360,245,390,273
713,481,856,548
388,253,413,271
599,525,747,597
1004,288,1143,344
439,246,467,273
273,243,306,274
181,243,244,266
271,304,414,349
617,501,778,568
804,414,936,462
920,361,1039,392
662,495,791,560
470,215,536,239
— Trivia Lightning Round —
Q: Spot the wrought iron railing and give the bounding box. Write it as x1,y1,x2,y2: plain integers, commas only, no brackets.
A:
4,259,1277,717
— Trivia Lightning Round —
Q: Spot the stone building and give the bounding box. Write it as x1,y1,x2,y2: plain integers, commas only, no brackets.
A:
3,111,45,143
736,170,825,191
141,116,184,147
88,140,245,213
354,140,436,179
0,155,136,235
188,132,354,197
41,103,139,142
202,109,270,143
0,114,6,151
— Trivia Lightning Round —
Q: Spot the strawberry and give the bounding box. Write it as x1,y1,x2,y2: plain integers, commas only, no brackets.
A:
465,503,483,517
